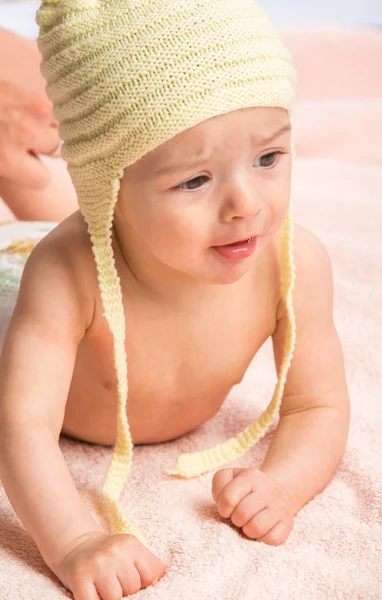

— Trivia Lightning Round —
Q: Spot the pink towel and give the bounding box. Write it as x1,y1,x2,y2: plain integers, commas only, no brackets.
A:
1,27,381,599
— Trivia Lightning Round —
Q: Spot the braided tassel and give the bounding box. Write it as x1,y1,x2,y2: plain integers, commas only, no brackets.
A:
87,177,148,546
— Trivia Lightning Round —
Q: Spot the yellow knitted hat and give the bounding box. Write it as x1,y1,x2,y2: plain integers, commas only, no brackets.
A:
36,0,297,546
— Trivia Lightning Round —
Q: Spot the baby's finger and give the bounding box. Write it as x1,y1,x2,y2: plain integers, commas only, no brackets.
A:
256,517,294,546
215,472,253,519
94,576,123,600
211,468,236,504
72,581,101,600
242,507,278,540
230,491,267,528
134,548,166,588
118,564,142,596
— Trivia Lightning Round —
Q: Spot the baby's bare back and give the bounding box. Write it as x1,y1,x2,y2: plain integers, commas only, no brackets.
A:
43,213,281,447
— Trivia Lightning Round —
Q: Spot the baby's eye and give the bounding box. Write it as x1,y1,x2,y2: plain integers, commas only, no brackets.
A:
254,151,281,169
175,175,209,191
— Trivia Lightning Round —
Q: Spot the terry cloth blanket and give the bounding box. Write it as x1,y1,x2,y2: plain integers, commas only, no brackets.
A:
0,27,382,600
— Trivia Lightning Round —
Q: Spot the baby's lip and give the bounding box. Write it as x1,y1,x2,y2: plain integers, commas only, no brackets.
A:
214,235,257,247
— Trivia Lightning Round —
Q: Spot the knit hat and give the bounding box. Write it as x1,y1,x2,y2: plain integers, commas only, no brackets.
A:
36,0,297,547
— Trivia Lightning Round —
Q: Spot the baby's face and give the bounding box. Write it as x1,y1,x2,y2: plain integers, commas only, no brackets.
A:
116,106,292,285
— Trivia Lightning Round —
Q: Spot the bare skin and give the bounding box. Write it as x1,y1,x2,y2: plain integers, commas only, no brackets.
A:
0,107,350,599
61,212,281,447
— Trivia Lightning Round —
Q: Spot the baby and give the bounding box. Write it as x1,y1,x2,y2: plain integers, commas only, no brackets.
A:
0,0,350,599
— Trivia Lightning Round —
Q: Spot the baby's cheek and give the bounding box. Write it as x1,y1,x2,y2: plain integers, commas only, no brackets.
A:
160,212,204,250
149,219,200,268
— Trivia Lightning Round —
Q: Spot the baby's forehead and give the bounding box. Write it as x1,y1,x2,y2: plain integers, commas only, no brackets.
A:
142,106,289,166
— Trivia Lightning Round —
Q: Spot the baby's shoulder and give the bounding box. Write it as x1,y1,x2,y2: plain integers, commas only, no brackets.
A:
276,223,332,321
32,210,96,276
22,211,99,326
292,224,331,272
266,223,327,272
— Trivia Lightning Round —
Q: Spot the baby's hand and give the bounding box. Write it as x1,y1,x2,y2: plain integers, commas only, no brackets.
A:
56,531,166,599
212,468,294,546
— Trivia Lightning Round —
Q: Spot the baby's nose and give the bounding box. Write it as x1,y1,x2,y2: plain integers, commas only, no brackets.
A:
221,184,266,222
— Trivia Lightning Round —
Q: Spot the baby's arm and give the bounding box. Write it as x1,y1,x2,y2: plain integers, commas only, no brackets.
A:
212,227,350,545
0,235,165,595
0,238,102,570
261,226,350,512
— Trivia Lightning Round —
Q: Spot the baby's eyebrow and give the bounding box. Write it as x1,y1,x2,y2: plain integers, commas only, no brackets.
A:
154,122,291,177
153,151,206,177
251,122,292,146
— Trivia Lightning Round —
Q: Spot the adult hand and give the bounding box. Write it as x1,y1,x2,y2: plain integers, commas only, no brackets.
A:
0,79,60,189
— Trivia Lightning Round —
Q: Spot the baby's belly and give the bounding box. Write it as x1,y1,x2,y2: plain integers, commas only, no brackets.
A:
61,303,258,446
61,365,233,446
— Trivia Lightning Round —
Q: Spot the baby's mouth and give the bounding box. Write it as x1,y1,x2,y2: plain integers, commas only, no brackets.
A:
225,237,255,246
216,237,256,247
